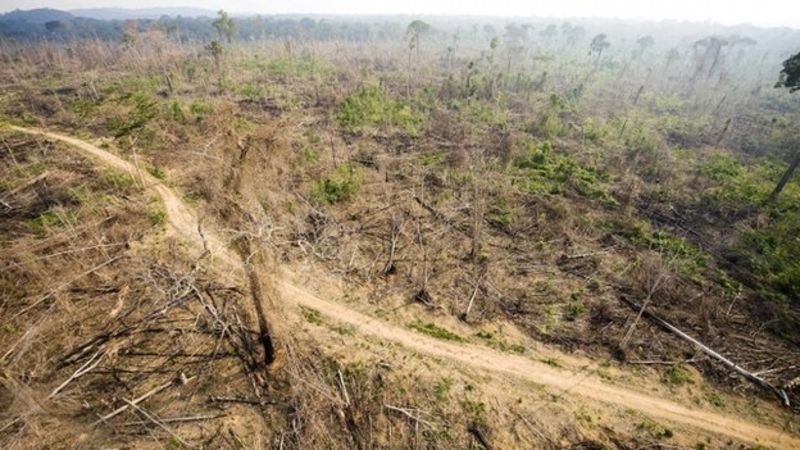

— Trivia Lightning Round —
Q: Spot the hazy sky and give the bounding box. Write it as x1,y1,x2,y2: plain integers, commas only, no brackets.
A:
3,0,800,28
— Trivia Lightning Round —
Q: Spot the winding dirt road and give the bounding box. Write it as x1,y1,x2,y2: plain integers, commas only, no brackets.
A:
8,124,799,449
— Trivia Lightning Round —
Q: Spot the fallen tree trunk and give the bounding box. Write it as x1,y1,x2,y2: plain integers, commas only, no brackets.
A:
236,236,283,371
620,297,790,407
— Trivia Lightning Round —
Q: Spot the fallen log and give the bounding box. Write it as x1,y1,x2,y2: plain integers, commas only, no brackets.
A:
620,297,790,407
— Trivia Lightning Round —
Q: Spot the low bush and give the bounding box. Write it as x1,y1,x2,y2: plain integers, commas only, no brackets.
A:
313,164,364,204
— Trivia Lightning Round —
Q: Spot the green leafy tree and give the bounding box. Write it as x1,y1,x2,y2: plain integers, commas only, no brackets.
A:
213,9,236,44
406,19,431,67
776,51,800,93
589,33,610,58
768,51,800,203
635,35,655,57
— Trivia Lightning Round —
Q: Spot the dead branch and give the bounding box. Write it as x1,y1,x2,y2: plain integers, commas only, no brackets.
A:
621,297,791,407
461,268,487,322
0,170,49,200
123,397,190,447
92,374,194,426
209,396,275,406
384,405,434,429
48,350,105,399
122,413,227,427
467,422,492,450
14,255,122,319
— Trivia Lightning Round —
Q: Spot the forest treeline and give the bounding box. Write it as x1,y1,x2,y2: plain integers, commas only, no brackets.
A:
0,8,391,42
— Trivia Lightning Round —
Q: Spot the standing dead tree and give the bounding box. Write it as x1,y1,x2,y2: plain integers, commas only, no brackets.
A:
382,213,405,277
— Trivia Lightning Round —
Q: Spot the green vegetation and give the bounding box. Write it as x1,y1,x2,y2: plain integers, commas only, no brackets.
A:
662,363,693,387
146,164,167,180
145,201,167,227
617,218,709,279
475,331,525,354
540,357,562,368
266,55,336,79
107,93,158,138
637,418,674,439
189,99,214,117
28,209,75,236
302,306,323,325
433,377,453,401
336,86,424,135
408,320,465,342
314,164,364,204
511,139,616,205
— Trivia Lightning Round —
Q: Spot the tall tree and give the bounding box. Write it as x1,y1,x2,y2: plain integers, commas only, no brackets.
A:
635,35,655,58
589,33,610,58
768,51,800,203
775,51,800,92
406,20,431,67
564,24,585,48
213,9,236,44
690,36,728,84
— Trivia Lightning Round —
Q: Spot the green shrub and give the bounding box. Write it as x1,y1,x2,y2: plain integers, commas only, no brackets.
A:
301,307,323,325
489,196,513,228
168,101,186,123
662,363,693,387
418,152,445,166
107,93,157,138
266,55,335,79
638,418,674,439
336,86,423,135
622,219,709,279
146,164,167,180
146,202,167,227
740,210,800,300
540,357,561,368
238,83,268,100
475,330,525,354
313,164,364,204
434,377,453,401
71,97,99,118
699,154,742,182
189,99,214,116
408,320,465,342
511,139,616,205
29,209,75,235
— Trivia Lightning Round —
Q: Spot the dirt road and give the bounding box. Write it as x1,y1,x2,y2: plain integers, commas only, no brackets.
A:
8,124,798,449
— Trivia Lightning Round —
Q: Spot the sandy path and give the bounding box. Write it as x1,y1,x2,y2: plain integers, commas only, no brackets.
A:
9,125,799,449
